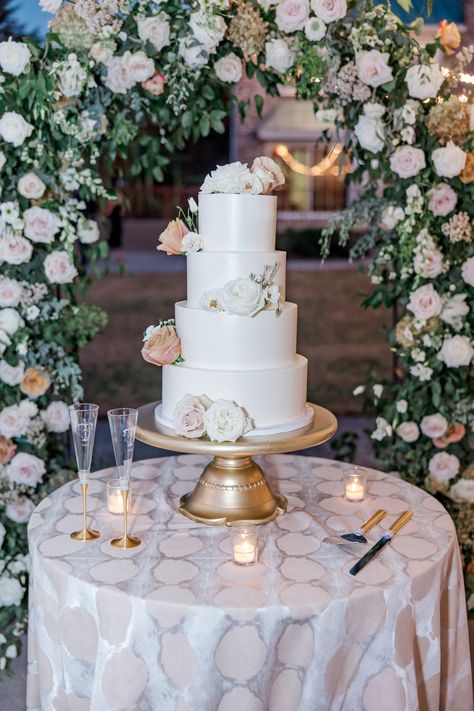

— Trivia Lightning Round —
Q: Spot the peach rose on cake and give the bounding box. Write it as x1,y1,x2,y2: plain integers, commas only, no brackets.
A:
437,20,461,56
157,218,189,255
20,366,50,397
172,394,209,438
433,423,466,449
142,72,167,95
141,324,182,365
251,156,285,192
0,436,16,465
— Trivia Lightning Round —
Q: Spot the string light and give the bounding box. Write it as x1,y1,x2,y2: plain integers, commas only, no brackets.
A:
275,143,344,176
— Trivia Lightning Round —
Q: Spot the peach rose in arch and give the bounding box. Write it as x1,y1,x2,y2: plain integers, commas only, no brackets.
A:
141,325,181,365
0,435,16,465
437,20,461,56
20,366,51,397
142,72,167,96
433,423,466,449
157,219,189,255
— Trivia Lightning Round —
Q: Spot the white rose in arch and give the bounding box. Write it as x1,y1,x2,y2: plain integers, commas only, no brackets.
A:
6,495,35,524
438,335,474,368
413,247,444,279
440,293,469,330
181,232,203,253
461,256,474,287
406,284,442,321
221,278,265,316
381,206,405,230
449,479,474,504
311,0,347,23
136,14,171,52
189,12,226,51
0,236,33,265
427,183,457,216
356,50,393,88
41,401,70,433
0,308,23,336
0,41,31,77
0,360,25,387
0,151,6,171
428,451,460,482
89,43,112,65
24,206,60,243
6,452,46,487
265,39,295,74
179,37,209,70
0,277,22,307
17,172,46,200
44,250,78,284
0,576,25,607
104,57,135,94
214,54,243,84
58,56,87,98
0,112,34,147
432,141,466,179
405,63,444,100
78,218,100,244
276,0,309,33
354,115,385,153
396,421,420,443
420,413,448,439
0,405,29,438
203,399,251,442
122,51,155,83
305,17,326,41
389,145,426,178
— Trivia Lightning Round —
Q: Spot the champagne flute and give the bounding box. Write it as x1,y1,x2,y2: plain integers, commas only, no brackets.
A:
69,403,100,541
108,408,140,548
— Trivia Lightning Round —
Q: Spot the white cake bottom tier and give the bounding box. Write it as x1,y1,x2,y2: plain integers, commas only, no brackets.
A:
162,355,308,428
175,301,297,370
186,251,286,307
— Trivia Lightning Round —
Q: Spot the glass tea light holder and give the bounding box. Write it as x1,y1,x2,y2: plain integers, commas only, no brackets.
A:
107,479,132,514
231,525,258,565
343,467,367,502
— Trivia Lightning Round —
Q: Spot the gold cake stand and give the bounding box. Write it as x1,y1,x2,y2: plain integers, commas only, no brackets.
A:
136,402,337,526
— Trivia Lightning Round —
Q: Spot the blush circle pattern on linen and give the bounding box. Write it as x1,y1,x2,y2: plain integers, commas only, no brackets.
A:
26,456,472,711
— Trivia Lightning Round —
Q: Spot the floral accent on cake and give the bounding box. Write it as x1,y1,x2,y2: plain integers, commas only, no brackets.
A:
157,198,203,255
172,393,252,442
201,156,285,195
200,263,281,318
141,319,184,366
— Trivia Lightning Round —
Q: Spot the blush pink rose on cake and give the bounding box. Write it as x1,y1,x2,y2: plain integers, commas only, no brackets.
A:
172,394,210,438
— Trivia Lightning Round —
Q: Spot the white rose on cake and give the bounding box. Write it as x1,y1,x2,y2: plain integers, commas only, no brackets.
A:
237,170,264,194
0,405,29,438
221,278,265,316
420,413,448,439
432,141,466,178
203,399,251,442
136,14,171,52
17,173,46,200
172,394,209,438
77,218,100,244
201,161,251,193
0,112,34,147
44,250,78,284
311,0,346,23
200,288,224,311
405,63,444,100
179,37,209,70
0,576,24,607
214,53,243,84
6,452,45,487
396,421,420,443
24,206,60,243
0,41,31,76
389,146,426,178
0,236,33,265
356,50,393,88
461,256,474,287
407,284,442,321
438,335,474,368
0,308,23,336
0,361,25,387
41,401,70,433
0,277,22,308
276,0,309,33
189,12,226,51
265,39,295,73
181,232,203,253
251,156,285,192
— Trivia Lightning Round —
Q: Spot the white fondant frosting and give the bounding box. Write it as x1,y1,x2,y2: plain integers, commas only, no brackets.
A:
198,194,277,253
162,356,308,428
175,301,297,370
186,251,286,307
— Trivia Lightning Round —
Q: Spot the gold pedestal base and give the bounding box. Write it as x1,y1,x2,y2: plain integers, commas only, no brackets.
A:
179,455,287,526
110,534,141,548
70,528,100,541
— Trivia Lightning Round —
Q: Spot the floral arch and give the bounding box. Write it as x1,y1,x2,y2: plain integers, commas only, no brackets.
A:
0,0,472,664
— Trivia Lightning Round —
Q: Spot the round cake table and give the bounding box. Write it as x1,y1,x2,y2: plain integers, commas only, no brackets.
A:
26,456,473,711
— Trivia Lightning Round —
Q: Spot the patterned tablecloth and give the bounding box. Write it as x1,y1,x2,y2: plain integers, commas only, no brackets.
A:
27,455,473,711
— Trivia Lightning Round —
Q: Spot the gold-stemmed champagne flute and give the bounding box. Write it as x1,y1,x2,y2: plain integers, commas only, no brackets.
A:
69,403,100,541
108,408,140,548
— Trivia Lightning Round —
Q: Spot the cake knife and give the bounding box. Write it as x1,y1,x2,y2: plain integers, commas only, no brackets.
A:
349,511,413,576
322,509,386,545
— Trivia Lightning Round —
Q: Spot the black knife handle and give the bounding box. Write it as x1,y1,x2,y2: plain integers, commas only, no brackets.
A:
349,534,391,576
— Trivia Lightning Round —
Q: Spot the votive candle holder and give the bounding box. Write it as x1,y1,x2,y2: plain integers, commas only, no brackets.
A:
107,479,132,515
343,467,367,502
231,525,258,565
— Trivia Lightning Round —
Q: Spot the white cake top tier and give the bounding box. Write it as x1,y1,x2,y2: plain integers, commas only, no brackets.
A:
198,193,277,253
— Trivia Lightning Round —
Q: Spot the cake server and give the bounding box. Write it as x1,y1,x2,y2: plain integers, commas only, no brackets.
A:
322,509,386,545
349,511,413,576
